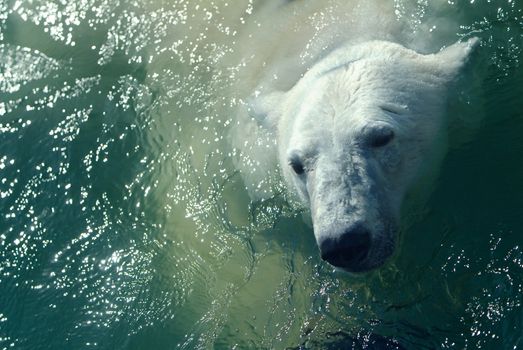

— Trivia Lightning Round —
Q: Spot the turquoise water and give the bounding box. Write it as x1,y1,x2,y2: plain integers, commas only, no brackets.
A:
1,0,522,349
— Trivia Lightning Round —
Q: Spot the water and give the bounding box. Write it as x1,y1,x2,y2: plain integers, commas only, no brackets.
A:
0,0,522,349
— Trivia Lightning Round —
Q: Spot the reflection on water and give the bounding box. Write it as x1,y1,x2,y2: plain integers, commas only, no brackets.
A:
0,0,522,349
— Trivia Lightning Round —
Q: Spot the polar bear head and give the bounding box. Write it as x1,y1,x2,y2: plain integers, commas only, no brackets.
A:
249,38,478,272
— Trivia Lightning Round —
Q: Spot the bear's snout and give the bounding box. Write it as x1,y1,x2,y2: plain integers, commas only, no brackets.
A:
318,223,372,272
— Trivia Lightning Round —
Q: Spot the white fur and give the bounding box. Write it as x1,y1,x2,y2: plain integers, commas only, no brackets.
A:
222,0,480,271
248,38,478,270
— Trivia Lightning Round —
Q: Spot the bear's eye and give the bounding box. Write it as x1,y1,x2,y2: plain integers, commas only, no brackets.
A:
369,127,394,148
289,157,305,175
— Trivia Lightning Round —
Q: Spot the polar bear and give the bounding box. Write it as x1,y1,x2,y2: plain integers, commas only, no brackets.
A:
247,38,478,272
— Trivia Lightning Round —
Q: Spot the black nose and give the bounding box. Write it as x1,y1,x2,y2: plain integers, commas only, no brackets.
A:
319,224,372,271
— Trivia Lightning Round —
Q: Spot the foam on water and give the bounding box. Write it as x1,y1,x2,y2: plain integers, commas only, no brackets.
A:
0,0,522,349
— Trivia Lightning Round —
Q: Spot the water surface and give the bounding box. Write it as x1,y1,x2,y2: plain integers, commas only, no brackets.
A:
0,0,522,349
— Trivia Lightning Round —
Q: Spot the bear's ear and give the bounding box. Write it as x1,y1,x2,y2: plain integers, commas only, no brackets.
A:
245,91,286,130
433,37,480,80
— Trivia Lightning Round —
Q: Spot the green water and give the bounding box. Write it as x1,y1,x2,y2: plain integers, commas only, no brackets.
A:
1,0,522,349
